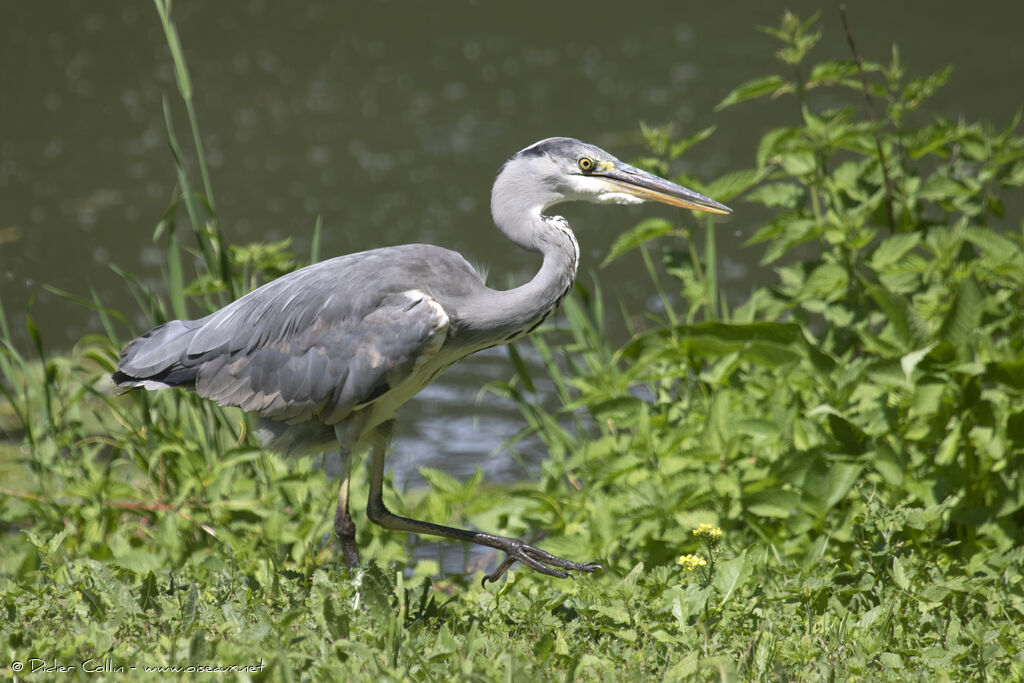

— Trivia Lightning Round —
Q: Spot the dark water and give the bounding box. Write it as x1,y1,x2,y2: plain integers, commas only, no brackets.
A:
3,1,1023,496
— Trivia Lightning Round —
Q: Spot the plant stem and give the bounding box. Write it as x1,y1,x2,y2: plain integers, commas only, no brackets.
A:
838,2,896,231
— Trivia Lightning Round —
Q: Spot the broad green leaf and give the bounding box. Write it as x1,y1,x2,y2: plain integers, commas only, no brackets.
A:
746,182,804,208
714,550,751,605
822,462,863,509
871,233,922,270
780,152,817,176
746,489,801,518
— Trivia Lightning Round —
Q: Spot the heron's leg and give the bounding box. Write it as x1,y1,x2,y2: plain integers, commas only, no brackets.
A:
333,417,366,570
333,446,359,569
364,420,602,585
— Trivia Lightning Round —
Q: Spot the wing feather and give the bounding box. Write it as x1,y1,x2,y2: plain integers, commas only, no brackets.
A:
115,244,484,424
196,286,449,424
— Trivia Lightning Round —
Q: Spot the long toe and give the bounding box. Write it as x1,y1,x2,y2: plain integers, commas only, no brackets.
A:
482,538,602,584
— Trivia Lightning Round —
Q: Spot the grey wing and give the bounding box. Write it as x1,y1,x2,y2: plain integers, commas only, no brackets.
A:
192,284,450,425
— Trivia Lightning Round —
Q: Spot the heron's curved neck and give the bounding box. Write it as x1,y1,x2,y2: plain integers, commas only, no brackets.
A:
459,179,579,342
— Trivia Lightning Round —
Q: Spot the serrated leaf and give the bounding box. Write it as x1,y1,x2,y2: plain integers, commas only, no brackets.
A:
806,59,880,85
47,529,69,555
624,321,811,369
180,583,198,633
669,125,717,160
900,343,936,383
746,182,804,208
859,276,924,349
871,233,922,270
703,168,768,202
780,152,817,176
757,127,800,168
938,276,983,347
716,75,788,110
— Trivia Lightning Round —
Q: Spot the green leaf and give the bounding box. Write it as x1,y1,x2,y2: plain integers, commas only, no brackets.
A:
871,233,922,270
859,276,925,349
757,126,800,168
892,555,911,591
716,75,789,110
938,276,983,348
418,467,462,496
47,529,68,556
180,583,198,633
827,414,870,455
601,218,676,267
624,321,822,370
669,125,717,160
714,549,751,605
746,489,802,518
806,59,881,86
139,571,159,612
703,168,769,202
746,182,804,208
780,152,817,176
900,344,936,384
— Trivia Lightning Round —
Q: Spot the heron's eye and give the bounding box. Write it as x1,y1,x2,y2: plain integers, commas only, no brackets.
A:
577,156,595,173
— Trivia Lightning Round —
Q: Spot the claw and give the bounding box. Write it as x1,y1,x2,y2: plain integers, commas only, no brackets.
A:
480,537,602,586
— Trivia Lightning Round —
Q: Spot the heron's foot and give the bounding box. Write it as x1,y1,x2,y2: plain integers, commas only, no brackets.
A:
481,536,602,586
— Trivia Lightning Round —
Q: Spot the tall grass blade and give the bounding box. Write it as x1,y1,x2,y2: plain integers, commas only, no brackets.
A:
704,215,718,321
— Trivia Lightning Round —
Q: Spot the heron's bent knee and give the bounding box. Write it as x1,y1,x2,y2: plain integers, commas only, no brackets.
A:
366,497,390,525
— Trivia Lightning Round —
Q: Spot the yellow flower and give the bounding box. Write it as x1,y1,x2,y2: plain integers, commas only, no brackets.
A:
677,554,707,571
692,523,723,540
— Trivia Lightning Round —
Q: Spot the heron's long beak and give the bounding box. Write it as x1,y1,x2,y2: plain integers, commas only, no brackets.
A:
597,161,732,215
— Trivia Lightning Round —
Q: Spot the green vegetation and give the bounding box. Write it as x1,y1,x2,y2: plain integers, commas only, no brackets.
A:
3,6,1023,680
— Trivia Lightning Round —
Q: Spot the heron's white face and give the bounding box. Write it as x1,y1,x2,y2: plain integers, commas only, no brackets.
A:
517,138,731,214
559,169,647,206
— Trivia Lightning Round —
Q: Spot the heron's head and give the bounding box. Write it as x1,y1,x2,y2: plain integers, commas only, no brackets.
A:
494,137,731,216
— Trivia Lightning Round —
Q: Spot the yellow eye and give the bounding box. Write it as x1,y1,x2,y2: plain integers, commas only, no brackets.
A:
578,156,595,172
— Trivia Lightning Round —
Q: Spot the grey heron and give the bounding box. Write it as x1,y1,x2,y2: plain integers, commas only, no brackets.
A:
113,137,730,583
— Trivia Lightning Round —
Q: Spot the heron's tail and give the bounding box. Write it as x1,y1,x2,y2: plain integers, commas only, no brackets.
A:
112,319,203,391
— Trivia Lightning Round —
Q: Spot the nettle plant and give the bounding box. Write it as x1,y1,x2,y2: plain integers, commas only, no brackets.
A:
504,11,1024,570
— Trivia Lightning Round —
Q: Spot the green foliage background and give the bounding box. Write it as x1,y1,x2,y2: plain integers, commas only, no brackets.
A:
2,6,1023,681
